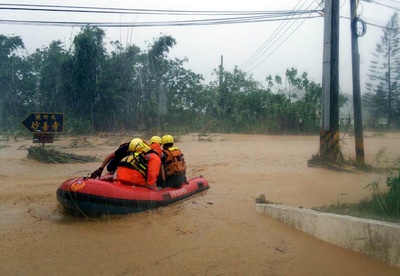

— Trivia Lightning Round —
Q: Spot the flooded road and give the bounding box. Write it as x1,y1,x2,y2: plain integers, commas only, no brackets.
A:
1,133,400,275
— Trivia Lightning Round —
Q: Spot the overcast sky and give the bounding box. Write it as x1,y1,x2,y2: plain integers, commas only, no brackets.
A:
0,0,399,93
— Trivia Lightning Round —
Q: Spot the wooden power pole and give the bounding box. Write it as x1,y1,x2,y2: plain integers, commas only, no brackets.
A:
350,0,365,164
320,0,341,161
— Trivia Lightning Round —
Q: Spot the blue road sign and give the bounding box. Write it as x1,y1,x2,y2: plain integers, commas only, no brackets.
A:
21,112,64,133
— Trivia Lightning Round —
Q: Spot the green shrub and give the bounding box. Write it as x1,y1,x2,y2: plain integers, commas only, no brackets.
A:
314,169,400,223
384,170,400,216
361,169,400,220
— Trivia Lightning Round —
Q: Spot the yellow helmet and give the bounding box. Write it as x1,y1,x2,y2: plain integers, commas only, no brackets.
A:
150,136,162,145
161,134,174,145
129,138,150,153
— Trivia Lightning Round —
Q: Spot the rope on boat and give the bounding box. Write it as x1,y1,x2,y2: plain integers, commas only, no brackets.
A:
67,177,97,220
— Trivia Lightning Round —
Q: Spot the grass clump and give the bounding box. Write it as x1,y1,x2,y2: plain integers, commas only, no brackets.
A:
314,169,400,224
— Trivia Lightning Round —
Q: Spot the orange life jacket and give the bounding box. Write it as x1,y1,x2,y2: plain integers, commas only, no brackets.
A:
163,147,186,176
117,150,161,186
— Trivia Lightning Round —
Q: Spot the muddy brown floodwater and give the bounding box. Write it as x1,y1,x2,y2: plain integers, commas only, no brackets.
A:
1,133,400,275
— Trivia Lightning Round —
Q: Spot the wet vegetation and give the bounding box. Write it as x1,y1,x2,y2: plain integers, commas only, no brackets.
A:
1,27,330,136
27,146,98,163
312,141,400,223
314,169,400,224
2,20,400,136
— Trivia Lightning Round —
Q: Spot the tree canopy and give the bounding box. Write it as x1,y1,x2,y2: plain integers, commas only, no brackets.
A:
365,12,400,129
0,26,324,135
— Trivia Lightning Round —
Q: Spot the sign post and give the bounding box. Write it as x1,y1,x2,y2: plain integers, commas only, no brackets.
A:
21,112,64,145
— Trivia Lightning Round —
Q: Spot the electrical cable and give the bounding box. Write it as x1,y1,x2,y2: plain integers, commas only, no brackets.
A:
241,0,318,71
370,0,400,11
0,14,322,28
0,3,321,16
244,0,320,72
239,0,306,69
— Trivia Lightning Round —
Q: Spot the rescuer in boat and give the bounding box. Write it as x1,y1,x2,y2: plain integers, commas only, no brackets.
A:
161,134,187,188
115,138,161,190
89,140,131,179
149,136,166,188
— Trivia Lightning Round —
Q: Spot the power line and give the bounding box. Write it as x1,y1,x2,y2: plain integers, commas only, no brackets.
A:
0,14,323,28
240,0,390,73
241,0,321,72
0,4,322,28
247,13,319,73
240,0,314,70
0,3,321,16
240,0,306,69
239,0,310,68
369,0,400,11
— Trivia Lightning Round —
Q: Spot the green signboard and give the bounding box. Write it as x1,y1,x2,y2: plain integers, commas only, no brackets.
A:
21,112,64,133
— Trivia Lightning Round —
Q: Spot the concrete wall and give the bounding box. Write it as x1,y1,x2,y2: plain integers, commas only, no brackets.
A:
255,203,400,267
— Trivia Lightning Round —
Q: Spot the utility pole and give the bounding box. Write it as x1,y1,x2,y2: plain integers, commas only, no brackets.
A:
218,55,224,119
320,0,341,161
350,0,365,164
219,55,223,91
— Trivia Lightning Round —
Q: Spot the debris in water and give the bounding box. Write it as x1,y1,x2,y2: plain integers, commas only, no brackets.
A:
27,146,98,164
255,194,273,204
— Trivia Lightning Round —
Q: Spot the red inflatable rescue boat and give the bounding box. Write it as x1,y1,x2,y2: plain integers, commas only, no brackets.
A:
56,174,209,216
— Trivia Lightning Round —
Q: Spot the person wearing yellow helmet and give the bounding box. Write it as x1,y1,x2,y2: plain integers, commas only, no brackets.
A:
128,138,150,153
150,135,162,145
116,138,161,189
161,134,174,146
149,135,165,187
161,134,187,188
90,137,153,179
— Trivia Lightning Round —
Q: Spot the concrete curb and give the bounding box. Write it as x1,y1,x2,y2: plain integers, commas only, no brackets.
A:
255,203,400,267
